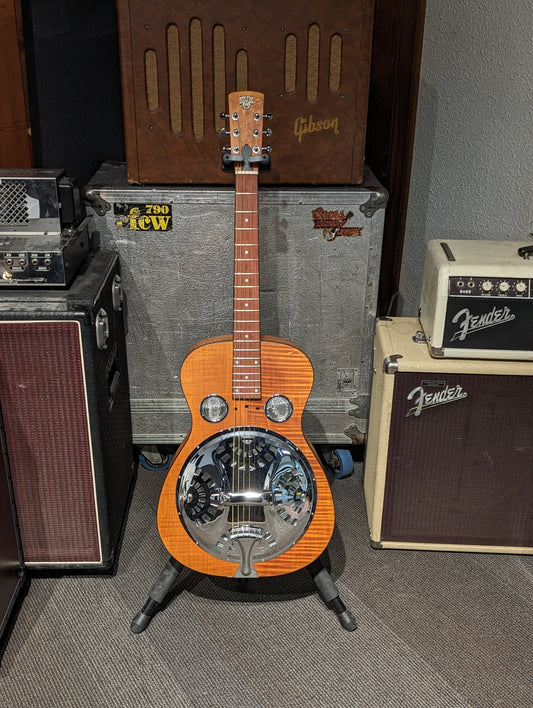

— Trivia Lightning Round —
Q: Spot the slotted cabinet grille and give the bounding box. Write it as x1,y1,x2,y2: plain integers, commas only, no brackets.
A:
117,0,374,184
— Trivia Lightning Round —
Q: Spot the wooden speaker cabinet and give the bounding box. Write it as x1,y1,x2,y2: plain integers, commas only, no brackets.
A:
0,251,135,569
364,318,533,554
116,0,374,185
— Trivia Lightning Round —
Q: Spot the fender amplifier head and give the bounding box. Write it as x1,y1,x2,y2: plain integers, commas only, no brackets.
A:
419,239,533,360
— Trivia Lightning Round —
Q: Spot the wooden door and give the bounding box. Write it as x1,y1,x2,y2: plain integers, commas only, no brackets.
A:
0,0,32,167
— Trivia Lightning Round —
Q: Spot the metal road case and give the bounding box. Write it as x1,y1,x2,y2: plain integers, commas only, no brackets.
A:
84,161,387,445
364,317,533,553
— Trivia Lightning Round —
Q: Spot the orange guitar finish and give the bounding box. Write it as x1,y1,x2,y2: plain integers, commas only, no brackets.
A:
157,335,335,577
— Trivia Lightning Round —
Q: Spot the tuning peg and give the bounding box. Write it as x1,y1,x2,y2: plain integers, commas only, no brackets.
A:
219,112,230,119
263,128,272,137
221,146,232,153
262,145,272,153
263,113,273,120
220,129,230,137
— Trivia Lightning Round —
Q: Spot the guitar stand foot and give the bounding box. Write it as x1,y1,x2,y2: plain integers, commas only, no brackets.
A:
308,560,357,632
131,556,183,634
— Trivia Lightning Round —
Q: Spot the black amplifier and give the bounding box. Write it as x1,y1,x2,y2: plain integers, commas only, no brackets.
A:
420,239,533,360
0,169,89,286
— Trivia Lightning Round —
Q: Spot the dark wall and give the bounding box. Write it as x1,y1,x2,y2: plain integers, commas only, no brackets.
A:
22,0,125,187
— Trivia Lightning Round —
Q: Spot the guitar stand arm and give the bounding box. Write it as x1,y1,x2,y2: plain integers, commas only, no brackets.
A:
130,556,183,634
308,559,357,631
222,149,271,173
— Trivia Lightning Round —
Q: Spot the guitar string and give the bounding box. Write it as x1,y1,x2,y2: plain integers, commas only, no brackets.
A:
233,166,260,536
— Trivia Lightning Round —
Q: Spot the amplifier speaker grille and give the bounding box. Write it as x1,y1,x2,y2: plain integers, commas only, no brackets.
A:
0,321,101,563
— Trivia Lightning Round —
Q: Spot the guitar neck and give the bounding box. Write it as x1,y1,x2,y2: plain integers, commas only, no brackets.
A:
233,171,260,400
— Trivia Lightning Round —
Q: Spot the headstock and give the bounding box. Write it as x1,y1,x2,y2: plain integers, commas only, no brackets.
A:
221,91,272,173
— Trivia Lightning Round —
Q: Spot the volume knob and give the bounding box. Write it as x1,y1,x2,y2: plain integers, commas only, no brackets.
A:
481,280,493,292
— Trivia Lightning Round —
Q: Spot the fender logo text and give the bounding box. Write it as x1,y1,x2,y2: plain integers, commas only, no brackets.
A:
406,383,468,417
450,305,515,341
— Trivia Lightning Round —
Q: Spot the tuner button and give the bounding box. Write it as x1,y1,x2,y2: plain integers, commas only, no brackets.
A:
219,129,230,137
263,113,273,119
219,112,229,119
262,145,272,153
263,128,272,137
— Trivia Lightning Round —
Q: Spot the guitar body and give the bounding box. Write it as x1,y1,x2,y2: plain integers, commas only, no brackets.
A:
157,335,335,578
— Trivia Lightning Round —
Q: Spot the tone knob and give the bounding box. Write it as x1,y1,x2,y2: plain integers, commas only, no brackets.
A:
499,281,510,293
481,280,493,292
515,281,527,293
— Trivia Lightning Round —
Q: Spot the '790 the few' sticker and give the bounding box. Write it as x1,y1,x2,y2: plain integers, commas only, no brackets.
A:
114,203,172,231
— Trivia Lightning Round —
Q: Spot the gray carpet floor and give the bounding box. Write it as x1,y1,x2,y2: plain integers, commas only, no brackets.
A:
1,460,531,707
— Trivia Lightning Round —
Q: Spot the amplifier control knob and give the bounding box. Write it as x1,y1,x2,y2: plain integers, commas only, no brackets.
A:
499,281,510,293
515,281,527,294
481,280,493,292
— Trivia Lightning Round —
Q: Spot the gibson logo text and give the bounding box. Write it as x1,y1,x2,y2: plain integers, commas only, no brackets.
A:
294,115,339,143
406,383,468,417
451,305,515,341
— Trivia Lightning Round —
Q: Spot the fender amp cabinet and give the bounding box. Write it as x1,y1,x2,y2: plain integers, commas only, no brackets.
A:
0,250,135,569
420,239,533,359
364,318,533,554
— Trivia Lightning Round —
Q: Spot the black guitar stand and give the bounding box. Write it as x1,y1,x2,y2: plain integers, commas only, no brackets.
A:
131,556,356,634
307,559,357,631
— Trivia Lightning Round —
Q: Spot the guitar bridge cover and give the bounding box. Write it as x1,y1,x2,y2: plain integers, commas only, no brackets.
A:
177,428,316,578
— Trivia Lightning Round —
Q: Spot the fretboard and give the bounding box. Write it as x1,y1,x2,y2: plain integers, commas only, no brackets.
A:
233,171,260,399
